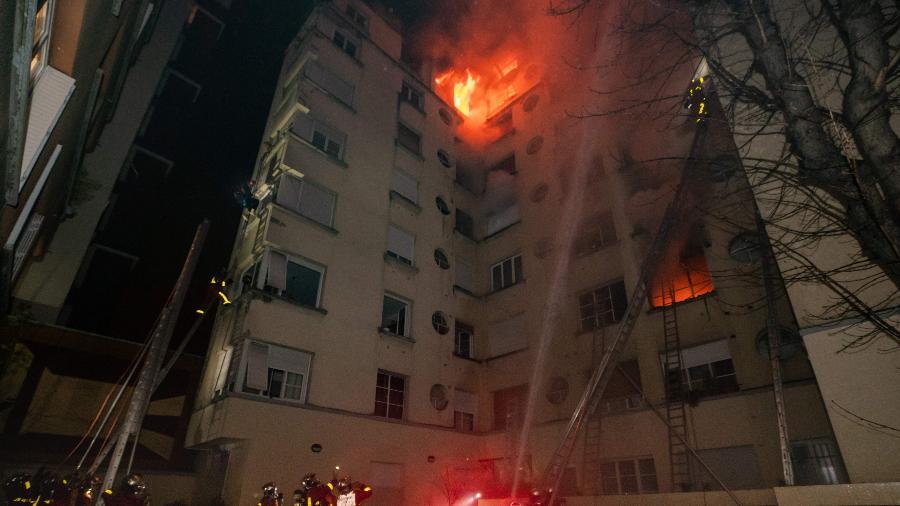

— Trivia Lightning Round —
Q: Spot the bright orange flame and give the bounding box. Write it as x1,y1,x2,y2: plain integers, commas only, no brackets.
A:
650,253,714,307
436,69,480,116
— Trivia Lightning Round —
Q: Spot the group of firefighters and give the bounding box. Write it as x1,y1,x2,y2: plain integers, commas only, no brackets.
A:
3,470,149,505
260,474,371,506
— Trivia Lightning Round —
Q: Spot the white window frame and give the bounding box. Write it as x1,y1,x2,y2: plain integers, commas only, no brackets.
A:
375,370,406,420
400,82,424,111
30,0,54,84
599,457,658,495
454,321,474,359
257,249,326,308
239,340,312,403
490,254,522,292
381,293,411,337
579,280,627,331
386,225,415,265
660,339,738,396
311,122,346,159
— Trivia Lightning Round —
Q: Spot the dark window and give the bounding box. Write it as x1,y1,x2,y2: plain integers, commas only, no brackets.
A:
284,260,322,307
791,439,847,485
345,4,368,29
454,411,474,432
493,384,527,430
454,322,474,358
400,82,423,110
600,458,657,495
397,123,421,154
432,311,449,334
683,358,738,397
491,154,516,174
491,255,523,291
435,196,451,215
381,294,410,337
332,30,358,58
437,150,452,167
375,371,405,419
574,213,617,256
434,249,450,269
579,281,628,331
455,209,475,239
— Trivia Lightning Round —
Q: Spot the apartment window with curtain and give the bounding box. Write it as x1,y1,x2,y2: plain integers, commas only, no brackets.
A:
240,341,312,402
257,250,325,308
276,174,336,228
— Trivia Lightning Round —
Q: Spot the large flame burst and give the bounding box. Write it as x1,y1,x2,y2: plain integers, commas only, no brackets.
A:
435,68,480,116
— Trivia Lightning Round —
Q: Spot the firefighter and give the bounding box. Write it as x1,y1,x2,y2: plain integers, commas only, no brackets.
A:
258,482,284,506
3,473,33,504
529,487,565,506
327,476,372,506
104,474,149,506
293,473,330,506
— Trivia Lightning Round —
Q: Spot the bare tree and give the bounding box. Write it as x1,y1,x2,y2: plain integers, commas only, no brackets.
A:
551,0,900,350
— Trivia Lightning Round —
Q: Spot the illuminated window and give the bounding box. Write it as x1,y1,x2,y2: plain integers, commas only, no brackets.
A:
381,294,410,337
400,82,423,111
397,123,421,154
332,29,358,59
30,0,54,83
579,281,628,331
454,321,474,358
650,235,714,307
491,255,522,291
574,213,617,256
240,341,311,402
375,370,405,419
600,458,658,495
386,225,414,265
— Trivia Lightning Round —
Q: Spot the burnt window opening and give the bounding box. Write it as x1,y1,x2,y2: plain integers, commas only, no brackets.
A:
435,196,451,215
579,280,628,331
455,209,475,239
491,154,516,175
650,229,714,308
434,248,450,269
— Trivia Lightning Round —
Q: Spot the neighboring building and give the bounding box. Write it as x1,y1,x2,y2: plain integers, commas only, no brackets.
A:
187,2,843,505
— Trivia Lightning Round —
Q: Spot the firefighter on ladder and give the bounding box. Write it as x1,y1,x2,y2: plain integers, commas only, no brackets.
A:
293,473,330,506
326,476,373,506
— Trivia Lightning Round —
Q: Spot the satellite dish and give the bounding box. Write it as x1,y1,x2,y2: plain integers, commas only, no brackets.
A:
756,327,803,359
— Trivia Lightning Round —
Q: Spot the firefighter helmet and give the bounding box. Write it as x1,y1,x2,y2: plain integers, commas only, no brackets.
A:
300,473,319,490
124,473,147,496
336,476,353,495
262,482,280,497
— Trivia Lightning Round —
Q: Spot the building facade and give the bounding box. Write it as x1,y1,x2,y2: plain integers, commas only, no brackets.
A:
187,2,843,504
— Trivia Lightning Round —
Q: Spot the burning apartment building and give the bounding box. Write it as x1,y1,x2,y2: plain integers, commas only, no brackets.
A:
186,1,846,504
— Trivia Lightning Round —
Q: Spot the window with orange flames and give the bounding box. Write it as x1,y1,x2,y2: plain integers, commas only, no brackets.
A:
649,244,714,308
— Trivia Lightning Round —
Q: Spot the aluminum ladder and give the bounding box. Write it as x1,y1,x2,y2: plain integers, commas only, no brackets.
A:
660,285,691,490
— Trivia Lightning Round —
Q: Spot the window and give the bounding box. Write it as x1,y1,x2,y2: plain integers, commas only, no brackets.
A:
257,250,325,308
574,213,617,256
303,60,354,105
486,204,520,235
435,196,450,215
390,169,418,204
434,249,450,269
375,370,405,419
455,209,475,239
491,255,523,291
397,123,421,154
31,0,54,83
454,321,474,358
491,154,516,174
386,225,415,265
600,360,643,414
400,82,423,110
454,390,476,432
579,281,628,331
493,384,527,430
649,234,714,307
664,339,739,398
241,341,312,402
276,174,336,227
437,150,452,167
345,4,368,30
791,439,847,485
290,115,347,160
332,29,359,59
432,311,449,334
546,376,569,405
487,314,526,357
600,458,658,495
381,294,410,337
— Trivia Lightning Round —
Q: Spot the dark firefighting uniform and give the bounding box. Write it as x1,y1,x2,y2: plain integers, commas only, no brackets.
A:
326,481,373,506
